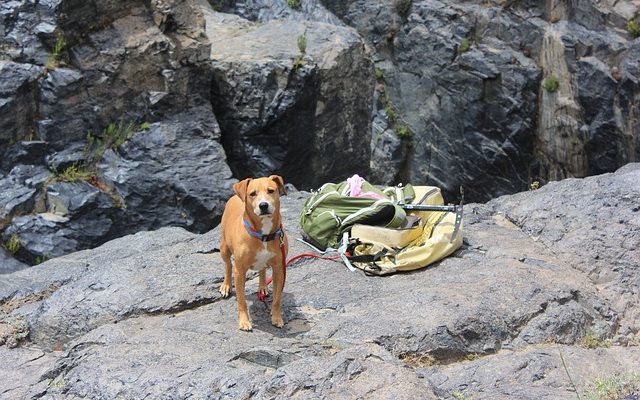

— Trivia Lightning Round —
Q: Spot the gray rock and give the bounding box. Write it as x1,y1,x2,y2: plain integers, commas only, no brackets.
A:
0,61,42,143
206,9,374,188
1,141,49,171
44,142,87,172
0,248,28,274
98,108,235,234
0,172,38,230
331,0,640,202
0,0,59,63
487,163,640,347
223,0,343,25
423,345,640,399
1,165,639,398
3,213,82,261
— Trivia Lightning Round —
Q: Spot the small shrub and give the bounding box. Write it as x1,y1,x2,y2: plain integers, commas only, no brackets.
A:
465,353,481,362
451,391,472,400
384,105,397,123
544,75,560,92
375,68,384,81
396,124,413,139
530,181,540,190
458,38,470,53
297,34,307,54
627,20,640,38
581,330,612,349
207,0,228,11
398,352,436,367
583,372,640,400
393,0,412,18
286,0,301,9
56,163,94,183
5,234,21,254
46,36,67,70
35,255,51,265
292,56,303,73
85,121,142,164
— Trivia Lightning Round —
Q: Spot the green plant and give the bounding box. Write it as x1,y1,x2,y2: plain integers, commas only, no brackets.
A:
207,0,228,11
458,38,470,53
375,68,384,81
581,330,612,349
56,163,94,183
544,75,560,92
465,353,481,362
297,34,307,54
583,372,640,400
393,0,412,18
85,121,143,164
395,123,413,139
451,391,472,400
5,234,21,254
46,36,67,70
35,255,51,265
384,105,397,123
286,0,301,9
292,56,303,73
627,20,640,38
398,352,436,367
530,181,540,190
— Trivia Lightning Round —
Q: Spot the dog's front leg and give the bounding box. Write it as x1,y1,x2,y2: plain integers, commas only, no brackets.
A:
270,268,284,328
234,269,252,331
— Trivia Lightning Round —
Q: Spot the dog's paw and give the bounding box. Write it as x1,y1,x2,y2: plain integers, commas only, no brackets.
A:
219,283,231,298
238,319,253,331
271,314,284,328
258,286,269,299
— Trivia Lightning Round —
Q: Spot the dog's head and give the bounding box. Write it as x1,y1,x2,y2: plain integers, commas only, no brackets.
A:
234,175,286,218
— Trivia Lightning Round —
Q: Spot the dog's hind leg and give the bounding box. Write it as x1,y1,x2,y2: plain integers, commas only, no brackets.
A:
219,241,233,298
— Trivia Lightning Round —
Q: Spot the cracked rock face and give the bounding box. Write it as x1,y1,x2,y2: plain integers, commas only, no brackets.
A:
0,0,235,264
205,8,374,188
1,164,639,398
323,0,640,202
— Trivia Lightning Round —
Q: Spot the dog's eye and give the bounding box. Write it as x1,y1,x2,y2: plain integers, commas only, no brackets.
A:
249,191,257,197
267,188,275,194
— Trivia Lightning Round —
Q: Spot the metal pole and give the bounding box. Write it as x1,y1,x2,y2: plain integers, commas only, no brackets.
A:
400,204,458,212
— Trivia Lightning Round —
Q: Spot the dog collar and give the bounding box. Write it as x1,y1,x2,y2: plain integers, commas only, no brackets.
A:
243,219,283,242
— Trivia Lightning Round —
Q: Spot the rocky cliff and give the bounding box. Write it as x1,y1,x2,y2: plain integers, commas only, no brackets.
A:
1,1,639,268
1,164,639,398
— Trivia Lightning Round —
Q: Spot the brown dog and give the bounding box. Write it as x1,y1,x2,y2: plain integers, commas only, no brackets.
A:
219,175,288,331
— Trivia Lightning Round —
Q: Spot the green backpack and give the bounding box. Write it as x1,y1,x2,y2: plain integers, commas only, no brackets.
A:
299,180,415,250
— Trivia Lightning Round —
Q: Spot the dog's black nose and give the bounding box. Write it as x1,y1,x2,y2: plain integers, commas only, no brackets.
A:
259,202,269,213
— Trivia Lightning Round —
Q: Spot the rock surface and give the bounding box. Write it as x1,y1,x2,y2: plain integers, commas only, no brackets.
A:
205,8,374,187
322,0,640,202
0,0,236,264
1,165,638,398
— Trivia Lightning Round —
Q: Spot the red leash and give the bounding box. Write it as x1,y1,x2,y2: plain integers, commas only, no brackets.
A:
257,251,342,302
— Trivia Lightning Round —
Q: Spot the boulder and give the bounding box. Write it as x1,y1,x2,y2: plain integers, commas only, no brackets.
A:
0,62,42,143
0,248,28,274
1,164,638,398
205,8,374,187
98,108,235,234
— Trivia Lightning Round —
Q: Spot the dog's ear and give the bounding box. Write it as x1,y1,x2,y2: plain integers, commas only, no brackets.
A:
270,175,286,196
233,178,252,201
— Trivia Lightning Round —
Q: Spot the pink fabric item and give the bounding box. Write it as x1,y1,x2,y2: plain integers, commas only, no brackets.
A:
347,174,385,200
